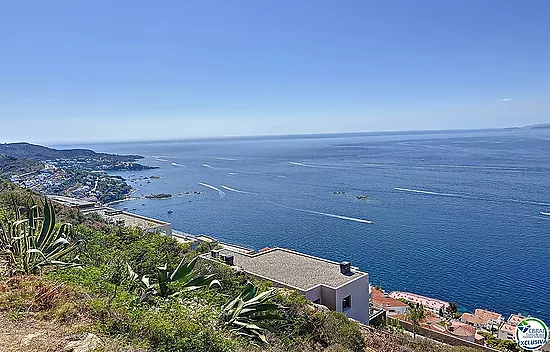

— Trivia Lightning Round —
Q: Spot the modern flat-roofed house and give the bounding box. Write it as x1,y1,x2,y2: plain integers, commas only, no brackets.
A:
83,207,172,235
47,195,96,210
201,247,370,324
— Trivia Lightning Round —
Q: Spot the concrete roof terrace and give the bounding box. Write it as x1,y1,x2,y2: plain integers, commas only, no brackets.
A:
204,247,367,292
83,207,170,229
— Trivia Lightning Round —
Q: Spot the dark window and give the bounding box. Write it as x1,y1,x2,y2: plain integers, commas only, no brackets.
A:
342,295,352,310
313,298,321,304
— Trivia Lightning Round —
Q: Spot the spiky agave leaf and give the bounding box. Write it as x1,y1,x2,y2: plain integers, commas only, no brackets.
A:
221,281,285,344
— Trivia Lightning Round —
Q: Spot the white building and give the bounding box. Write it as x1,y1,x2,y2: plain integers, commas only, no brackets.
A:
201,247,370,324
498,323,516,341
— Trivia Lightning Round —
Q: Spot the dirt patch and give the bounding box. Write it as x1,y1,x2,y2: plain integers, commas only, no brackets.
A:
0,312,77,352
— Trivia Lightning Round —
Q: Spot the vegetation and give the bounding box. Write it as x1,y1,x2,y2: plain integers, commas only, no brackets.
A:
478,332,522,352
0,186,484,352
408,303,426,338
0,191,367,352
128,256,221,302
0,198,81,275
221,281,284,343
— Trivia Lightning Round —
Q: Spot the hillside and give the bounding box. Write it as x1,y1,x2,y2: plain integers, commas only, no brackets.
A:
0,154,42,177
523,123,550,129
0,142,142,162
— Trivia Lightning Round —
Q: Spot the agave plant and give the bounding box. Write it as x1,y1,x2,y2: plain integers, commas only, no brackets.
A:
222,282,285,343
0,198,81,275
128,256,220,302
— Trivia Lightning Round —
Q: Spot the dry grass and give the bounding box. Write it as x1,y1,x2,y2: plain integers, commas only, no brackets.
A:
0,275,143,352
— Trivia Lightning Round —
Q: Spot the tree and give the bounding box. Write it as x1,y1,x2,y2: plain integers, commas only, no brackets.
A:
446,302,458,318
408,303,425,338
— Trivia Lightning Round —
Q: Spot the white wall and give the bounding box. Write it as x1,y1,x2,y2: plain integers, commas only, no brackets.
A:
335,274,370,324
306,286,322,303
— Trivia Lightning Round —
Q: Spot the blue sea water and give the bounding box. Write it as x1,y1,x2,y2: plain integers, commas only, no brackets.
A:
62,129,550,322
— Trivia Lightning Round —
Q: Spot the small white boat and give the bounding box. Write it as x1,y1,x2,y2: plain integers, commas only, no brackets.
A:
540,212,550,216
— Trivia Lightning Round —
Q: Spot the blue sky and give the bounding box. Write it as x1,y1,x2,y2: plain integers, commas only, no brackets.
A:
1,0,549,143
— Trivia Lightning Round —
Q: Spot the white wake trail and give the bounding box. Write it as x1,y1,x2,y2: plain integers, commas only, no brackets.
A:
202,164,221,170
198,182,226,198
215,157,239,161
394,187,461,198
268,201,373,224
171,162,186,167
220,185,254,195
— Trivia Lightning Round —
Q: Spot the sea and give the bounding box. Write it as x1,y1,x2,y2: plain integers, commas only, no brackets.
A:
59,128,550,322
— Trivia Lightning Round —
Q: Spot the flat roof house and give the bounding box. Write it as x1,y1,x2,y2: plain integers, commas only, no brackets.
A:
201,247,370,324
48,195,96,210
83,207,172,235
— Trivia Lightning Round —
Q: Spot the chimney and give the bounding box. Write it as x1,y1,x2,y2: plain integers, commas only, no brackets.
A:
340,261,351,275
224,255,234,266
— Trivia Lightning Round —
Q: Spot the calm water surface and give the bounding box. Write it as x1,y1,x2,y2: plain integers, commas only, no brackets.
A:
61,129,550,322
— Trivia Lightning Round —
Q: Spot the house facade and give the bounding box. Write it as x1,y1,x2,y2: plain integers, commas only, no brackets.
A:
498,323,516,341
200,247,370,324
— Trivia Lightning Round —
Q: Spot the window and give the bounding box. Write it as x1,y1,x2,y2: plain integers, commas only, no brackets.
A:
342,295,352,310
313,298,321,304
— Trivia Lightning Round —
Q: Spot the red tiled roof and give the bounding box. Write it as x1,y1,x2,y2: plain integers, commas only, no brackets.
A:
508,314,525,325
448,322,476,337
461,313,485,326
371,289,409,308
500,323,516,333
474,309,501,323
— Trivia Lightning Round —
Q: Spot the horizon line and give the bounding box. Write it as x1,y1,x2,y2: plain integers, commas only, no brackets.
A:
3,123,544,147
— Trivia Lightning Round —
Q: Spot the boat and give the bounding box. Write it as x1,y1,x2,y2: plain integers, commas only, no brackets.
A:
167,210,173,214
541,212,550,216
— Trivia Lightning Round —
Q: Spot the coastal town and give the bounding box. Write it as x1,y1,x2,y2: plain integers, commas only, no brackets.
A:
49,194,548,352
0,142,156,203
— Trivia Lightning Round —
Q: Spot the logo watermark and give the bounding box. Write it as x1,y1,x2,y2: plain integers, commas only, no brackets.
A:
515,318,548,351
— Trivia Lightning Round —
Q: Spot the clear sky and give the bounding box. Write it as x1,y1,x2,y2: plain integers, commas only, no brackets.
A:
1,0,549,143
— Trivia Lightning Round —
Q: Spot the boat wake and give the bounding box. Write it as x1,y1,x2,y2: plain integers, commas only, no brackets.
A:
394,187,461,198
155,158,169,162
289,161,318,168
202,163,220,170
430,164,525,171
220,185,254,194
395,187,550,206
289,161,346,169
171,162,186,167
268,201,373,224
215,157,239,161
198,182,226,198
